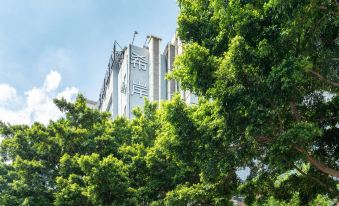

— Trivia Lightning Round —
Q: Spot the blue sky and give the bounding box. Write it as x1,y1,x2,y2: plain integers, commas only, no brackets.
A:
0,0,178,124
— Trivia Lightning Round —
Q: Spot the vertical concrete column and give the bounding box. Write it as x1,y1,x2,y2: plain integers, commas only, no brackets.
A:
112,62,119,118
159,54,167,101
149,35,161,101
173,36,184,94
167,44,176,100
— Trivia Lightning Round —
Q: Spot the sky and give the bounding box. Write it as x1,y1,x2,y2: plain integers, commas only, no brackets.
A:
0,0,179,125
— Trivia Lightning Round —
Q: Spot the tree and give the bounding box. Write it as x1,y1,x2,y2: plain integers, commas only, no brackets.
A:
0,95,208,205
173,0,338,204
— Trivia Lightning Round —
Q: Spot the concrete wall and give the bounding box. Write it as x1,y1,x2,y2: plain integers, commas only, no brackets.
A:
159,54,167,100
149,36,161,101
112,60,119,118
118,50,128,117
167,43,176,100
101,67,113,112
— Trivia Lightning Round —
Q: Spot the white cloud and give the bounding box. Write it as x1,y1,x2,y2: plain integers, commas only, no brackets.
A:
44,70,61,92
0,84,17,105
0,70,78,125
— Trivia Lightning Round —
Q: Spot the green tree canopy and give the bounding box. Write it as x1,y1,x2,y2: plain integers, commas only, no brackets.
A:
172,0,338,204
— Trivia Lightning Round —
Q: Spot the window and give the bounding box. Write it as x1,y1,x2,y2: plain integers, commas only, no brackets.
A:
106,96,112,111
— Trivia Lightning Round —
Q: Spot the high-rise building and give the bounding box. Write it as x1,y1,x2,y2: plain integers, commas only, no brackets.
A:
95,35,197,119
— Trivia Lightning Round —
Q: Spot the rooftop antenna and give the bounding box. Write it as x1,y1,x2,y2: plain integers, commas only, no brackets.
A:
114,40,123,50
131,31,138,45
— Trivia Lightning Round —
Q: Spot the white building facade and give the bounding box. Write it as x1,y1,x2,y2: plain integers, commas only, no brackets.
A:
96,35,197,119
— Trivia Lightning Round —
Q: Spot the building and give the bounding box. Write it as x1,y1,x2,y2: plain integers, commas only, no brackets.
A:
95,35,197,119
85,99,97,110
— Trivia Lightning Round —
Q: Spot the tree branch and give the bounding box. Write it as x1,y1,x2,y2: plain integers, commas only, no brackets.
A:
255,99,339,179
308,70,339,88
292,164,336,194
256,135,271,144
294,146,339,178
254,133,339,178
289,101,301,121
334,0,339,13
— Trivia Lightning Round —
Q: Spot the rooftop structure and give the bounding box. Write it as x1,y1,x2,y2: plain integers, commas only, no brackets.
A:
95,35,197,118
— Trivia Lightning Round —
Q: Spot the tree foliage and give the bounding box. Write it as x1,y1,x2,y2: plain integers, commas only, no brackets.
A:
0,95,237,205
173,0,339,204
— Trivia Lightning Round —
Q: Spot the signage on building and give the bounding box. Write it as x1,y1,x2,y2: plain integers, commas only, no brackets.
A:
128,45,149,117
